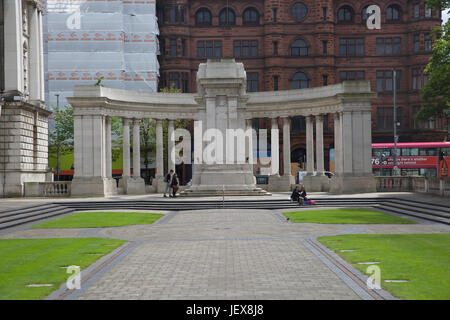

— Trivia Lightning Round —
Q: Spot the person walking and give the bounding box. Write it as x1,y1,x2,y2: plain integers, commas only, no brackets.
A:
171,173,179,198
163,169,174,197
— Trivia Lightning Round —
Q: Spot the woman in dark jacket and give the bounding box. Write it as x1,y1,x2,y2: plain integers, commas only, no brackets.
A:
171,173,179,197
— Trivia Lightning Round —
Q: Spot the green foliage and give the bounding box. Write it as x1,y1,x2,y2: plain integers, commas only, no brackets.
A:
319,234,450,299
48,105,74,176
283,208,415,224
159,84,182,93
0,238,124,300
415,1,450,122
48,105,74,150
94,76,105,87
31,212,164,229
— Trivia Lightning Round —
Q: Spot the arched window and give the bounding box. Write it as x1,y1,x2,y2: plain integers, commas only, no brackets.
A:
291,3,308,20
291,72,309,89
219,8,236,25
386,5,401,22
243,7,259,24
291,39,308,56
337,6,354,22
196,8,212,26
362,5,374,23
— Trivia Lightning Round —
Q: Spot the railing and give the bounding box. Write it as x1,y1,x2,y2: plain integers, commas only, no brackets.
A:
375,176,449,197
24,182,71,197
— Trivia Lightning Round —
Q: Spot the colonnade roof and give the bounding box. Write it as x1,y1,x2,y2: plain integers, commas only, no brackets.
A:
68,80,376,120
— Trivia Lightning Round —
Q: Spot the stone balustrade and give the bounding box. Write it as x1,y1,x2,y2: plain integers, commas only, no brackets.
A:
24,181,71,197
375,176,450,197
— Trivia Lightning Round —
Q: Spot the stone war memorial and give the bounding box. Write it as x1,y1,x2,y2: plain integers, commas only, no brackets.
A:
67,59,377,197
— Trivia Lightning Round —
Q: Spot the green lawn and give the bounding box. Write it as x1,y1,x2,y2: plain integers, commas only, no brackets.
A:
318,234,450,300
283,208,416,224
31,212,164,229
0,238,125,300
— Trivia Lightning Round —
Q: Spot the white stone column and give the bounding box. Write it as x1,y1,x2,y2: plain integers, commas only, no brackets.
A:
306,116,314,175
37,10,45,101
156,119,164,177
316,115,325,175
334,112,343,175
271,118,280,176
246,119,254,167
105,116,112,178
168,119,175,172
282,117,291,176
28,4,40,102
132,119,141,178
3,0,24,93
122,118,131,177
71,114,117,197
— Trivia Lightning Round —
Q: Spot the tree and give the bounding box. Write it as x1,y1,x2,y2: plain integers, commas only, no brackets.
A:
415,1,450,123
48,105,74,181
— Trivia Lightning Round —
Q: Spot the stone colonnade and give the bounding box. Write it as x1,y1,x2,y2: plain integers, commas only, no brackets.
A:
68,60,377,197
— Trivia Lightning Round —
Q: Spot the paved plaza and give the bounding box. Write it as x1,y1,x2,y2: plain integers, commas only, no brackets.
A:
1,192,448,300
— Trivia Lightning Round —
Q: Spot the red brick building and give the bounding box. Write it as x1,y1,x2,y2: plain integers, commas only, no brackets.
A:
157,0,448,174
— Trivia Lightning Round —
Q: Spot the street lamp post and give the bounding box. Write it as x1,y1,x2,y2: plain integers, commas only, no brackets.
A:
393,69,399,176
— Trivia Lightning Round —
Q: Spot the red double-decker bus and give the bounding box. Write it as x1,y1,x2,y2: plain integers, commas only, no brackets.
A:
372,142,450,177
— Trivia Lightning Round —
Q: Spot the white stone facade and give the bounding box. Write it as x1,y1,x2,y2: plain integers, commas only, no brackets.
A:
68,59,377,197
0,0,51,197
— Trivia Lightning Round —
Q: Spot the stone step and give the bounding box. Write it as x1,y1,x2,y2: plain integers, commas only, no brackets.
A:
0,208,75,230
376,204,450,225
0,204,65,221
377,202,450,219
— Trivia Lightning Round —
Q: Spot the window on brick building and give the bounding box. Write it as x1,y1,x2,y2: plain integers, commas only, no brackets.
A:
376,70,401,92
339,38,364,56
412,69,422,90
377,108,394,130
181,39,186,56
169,39,177,56
424,33,432,52
386,5,401,22
424,72,429,86
425,6,432,18
181,73,188,93
197,40,222,58
290,39,308,56
273,75,279,91
219,8,236,25
337,6,354,23
339,71,365,82
322,40,328,55
243,7,260,25
160,38,165,56
234,40,258,57
292,116,306,132
180,8,185,23
273,8,278,22
291,3,308,20
247,73,259,92
273,41,278,55
291,72,309,89
414,34,420,52
196,8,212,26
362,6,375,23
168,72,180,90
169,7,176,23
376,38,401,55
323,75,328,86
413,3,420,18
323,7,327,21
